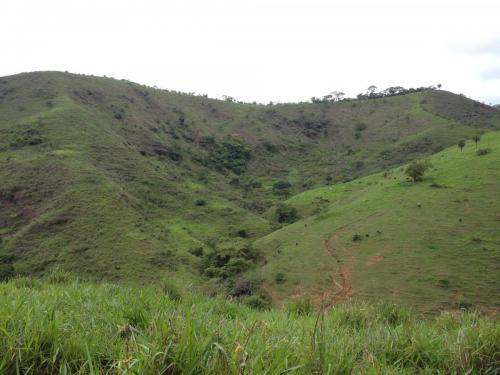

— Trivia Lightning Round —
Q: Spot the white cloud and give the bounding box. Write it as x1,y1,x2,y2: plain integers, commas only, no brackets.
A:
1,0,500,103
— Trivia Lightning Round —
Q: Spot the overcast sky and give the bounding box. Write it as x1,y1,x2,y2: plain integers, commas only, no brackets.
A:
2,0,500,104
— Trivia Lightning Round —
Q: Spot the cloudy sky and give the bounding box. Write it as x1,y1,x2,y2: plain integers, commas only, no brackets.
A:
2,0,500,104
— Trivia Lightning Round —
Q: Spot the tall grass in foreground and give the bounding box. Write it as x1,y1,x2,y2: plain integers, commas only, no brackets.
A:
0,277,498,374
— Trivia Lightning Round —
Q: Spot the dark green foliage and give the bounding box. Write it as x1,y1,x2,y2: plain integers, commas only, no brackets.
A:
405,160,431,182
275,203,298,224
476,148,490,156
458,139,466,151
236,229,247,238
352,234,363,241
189,247,204,257
242,295,269,310
354,122,367,132
473,135,481,148
202,245,259,280
272,180,292,195
274,272,286,284
194,198,207,206
207,138,251,175
10,128,44,148
0,263,14,281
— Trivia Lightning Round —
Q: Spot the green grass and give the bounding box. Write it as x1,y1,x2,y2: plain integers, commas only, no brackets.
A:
254,131,500,312
0,276,498,374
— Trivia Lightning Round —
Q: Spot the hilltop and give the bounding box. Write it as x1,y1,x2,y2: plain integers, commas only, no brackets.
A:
1,71,499,311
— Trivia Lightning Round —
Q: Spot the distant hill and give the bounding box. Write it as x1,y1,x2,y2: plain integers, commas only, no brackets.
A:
1,71,499,311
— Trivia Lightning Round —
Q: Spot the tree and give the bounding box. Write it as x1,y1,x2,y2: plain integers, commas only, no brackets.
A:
437,83,442,89
458,139,465,152
222,95,235,102
330,91,345,102
366,85,378,97
275,203,298,223
405,160,431,182
473,135,481,149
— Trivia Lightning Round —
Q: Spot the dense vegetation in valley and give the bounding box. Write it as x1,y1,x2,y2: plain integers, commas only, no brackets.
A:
0,275,498,374
0,71,500,313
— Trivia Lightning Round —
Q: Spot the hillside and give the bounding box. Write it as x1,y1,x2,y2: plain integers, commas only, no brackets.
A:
1,71,500,310
254,131,500,312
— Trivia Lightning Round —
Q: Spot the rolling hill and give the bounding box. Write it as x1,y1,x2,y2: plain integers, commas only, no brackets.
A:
253,131,500,312
1,71,499,312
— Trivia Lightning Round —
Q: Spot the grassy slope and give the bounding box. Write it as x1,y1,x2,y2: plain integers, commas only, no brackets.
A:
1,71,499,295
254,131,500,312
0,277,498,374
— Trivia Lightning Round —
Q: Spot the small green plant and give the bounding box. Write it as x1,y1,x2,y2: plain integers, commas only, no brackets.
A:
160,278,182,301
272,180,292,195
287,297,313,316
354,122,367,132
236,229,247,238
458,139,466,151
274,272,286,284
195,198,207,206
352,234,363,241
476,148,490,156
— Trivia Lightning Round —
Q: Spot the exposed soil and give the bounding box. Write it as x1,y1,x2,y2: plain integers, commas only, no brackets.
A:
322,235,355,306
367,255,383,266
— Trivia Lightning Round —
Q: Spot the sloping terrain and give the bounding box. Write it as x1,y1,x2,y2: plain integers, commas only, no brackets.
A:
0,71,499,307
254,131,500,312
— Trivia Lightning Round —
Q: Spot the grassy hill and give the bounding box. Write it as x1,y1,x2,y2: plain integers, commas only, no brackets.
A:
1,71,500,310
0,276,498,374
254,131,500,312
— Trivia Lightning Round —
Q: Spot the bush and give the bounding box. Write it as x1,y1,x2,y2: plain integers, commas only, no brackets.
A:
0,263,14,281
236,229,247,238
195,198,206,206
354,122,367,132
352,234,363,242
476,148,490,156
272,180,292,195
189,247,204,257
231,276,254,296
275,204,299,224
274,272,286,284
405,160,431,182
242,295,269,310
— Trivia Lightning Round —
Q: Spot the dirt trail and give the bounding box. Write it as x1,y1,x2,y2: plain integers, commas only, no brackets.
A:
322,235,354,306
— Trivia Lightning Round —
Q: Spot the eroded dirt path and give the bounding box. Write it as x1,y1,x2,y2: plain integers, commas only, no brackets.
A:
322,235,354,307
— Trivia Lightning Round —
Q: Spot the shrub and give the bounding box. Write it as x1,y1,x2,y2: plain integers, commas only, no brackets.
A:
405,160,431,182
242,295,269,310
0,263,14,281
274,272,286,284
231,276,254,296
236,229,247,238
206,138,251,175
476,148,490,156
352,234,363,241
272,180,292,195
354,122,367,132
275,204,299,224
195,198,207,206
189,247,204,257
